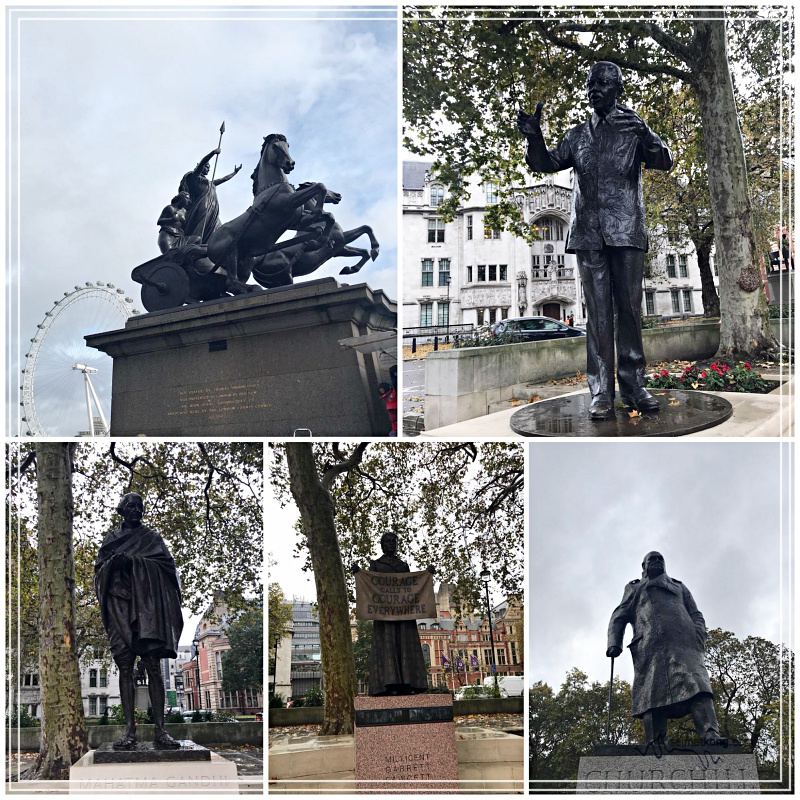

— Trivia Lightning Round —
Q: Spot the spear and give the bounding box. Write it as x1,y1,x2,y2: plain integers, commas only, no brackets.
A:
200,122,225,244
210,121,225,183
606,655,615,742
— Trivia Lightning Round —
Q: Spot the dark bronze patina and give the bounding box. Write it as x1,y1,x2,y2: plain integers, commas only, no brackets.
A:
518,62,673,420
352,532,431,696
606,552,724,745
94,492,183,750
132,133,379,311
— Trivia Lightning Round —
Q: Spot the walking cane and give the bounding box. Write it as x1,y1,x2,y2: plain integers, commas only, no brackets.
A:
606,655,615,742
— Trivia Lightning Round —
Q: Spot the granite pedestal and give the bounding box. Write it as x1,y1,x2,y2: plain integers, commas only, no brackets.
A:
510,389,733,437
70,741,238,793
576,749,760,793
85,278,396,436
354,694,458,792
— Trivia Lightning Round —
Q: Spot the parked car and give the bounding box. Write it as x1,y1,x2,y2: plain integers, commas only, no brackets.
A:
454,685,492,701
490,316,586,342
483,675,524,697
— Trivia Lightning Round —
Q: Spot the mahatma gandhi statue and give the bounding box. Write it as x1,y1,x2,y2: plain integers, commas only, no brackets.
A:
94,492,183,749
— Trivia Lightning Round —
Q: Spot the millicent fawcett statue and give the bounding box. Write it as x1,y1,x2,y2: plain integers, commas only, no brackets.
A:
517,62,673,420
352,532,432,696
607,552,724,745
94,492,184,749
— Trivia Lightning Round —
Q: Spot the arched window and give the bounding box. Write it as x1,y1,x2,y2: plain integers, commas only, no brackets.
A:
430,185,445,206
422,644,431,667
538,216,565,241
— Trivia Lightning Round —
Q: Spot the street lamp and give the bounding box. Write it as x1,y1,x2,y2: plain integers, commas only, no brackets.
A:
480,565,499,693
445,275,452,341
193,637,202,711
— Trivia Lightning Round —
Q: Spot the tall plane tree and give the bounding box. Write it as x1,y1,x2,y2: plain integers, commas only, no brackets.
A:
405,6,791,357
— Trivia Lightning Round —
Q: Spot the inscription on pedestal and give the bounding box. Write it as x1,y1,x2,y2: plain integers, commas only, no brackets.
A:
165,384,270,422
384,751,432,781
576,753,760,792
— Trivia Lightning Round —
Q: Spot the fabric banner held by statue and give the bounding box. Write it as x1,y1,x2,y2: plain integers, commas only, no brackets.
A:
355,569,436,621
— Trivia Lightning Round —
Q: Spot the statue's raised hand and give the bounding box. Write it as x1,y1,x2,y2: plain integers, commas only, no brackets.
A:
233,164,242,175
517,103,544,136
613,106,649,140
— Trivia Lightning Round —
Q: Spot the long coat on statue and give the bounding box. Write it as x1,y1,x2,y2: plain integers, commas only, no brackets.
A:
94,524,183,661
607,572,714,718
368,553,429,695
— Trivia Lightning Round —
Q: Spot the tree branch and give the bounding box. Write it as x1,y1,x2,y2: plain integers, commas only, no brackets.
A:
532,20,693,84
321,443,369,490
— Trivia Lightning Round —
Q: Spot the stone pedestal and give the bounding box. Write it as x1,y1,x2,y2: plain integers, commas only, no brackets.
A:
354,694,458,792
85,278,396,436
70,743,238,793
576,751,760,792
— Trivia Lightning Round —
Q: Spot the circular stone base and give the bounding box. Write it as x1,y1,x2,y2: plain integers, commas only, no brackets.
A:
510,389,733,437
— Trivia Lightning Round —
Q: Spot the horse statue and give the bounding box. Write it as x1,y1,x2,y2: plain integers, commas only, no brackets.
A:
250,183,379,288
132,133,379,311
204,133,341,295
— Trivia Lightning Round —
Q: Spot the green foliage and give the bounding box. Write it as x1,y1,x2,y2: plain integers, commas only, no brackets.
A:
646,361,768,393
403,8,788,349
211,709,236,722
300,686,324,707
768,303,793,319
268,693,285,709
453,328,528,349
7,442,263,675
98,709,109,726
9,705,40,728
165,710,184,724
705,628,794,768
191,709,203,722
270,443,524,613
353,619,373,686
529,669,643,784
106,703,148,725
222,606,263,693
268,583,293,642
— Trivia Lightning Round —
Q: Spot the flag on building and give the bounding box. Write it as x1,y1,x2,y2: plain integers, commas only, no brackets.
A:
440,654,449,665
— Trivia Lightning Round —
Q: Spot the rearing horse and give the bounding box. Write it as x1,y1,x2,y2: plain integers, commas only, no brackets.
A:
250,184,380,288
205,134,340,295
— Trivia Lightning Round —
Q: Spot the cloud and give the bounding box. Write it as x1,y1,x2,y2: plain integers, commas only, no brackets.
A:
529,441,793,690
9,7,397,435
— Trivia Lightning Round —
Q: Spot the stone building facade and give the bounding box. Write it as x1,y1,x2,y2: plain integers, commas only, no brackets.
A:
402,160,718,331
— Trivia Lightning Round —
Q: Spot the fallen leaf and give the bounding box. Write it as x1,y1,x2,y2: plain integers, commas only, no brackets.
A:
509,398,521,406
668,399,681,406
628,410,641,418
528,394,541,403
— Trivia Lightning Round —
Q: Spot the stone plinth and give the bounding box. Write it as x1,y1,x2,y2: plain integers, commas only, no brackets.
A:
85,278,396,436
70,748,238,793
510,389,733,437
93,740,210,763
354,694,458,792
576,752,760,793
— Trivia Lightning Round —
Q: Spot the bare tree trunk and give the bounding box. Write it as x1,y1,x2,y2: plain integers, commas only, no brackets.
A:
285,444,356,735
693,237,720,318
27,443,87,780
691,11,773,356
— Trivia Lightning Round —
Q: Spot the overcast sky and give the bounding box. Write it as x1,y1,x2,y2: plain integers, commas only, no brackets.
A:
529,441,793,691
7,5,397,436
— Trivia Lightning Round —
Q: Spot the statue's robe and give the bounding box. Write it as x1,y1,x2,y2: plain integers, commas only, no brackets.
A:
608,573,714,718
368,554,429,696
94,524,183,660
